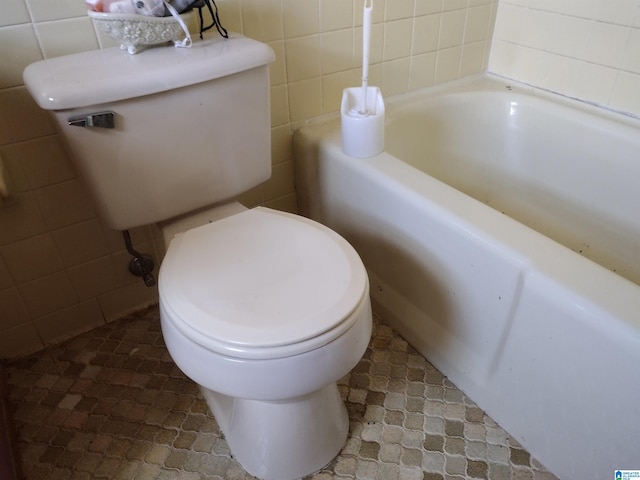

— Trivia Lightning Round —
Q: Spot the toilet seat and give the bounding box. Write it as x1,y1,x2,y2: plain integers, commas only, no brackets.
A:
159,207,368,360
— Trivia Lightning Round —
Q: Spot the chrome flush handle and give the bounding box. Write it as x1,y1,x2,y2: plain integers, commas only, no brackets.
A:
68,111,115,128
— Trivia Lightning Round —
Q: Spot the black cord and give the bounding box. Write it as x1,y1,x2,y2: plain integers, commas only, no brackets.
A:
197,0,228,39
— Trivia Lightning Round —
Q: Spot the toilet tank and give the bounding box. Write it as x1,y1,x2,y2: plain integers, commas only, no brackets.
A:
23,35,275,231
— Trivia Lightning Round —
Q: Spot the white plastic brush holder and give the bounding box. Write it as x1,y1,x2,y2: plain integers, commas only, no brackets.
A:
341,86,385,158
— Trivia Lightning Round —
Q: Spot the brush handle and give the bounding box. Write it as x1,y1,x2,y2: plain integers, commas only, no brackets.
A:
360,0,373,114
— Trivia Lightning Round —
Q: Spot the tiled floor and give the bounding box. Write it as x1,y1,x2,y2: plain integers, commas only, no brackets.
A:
5,305,558,480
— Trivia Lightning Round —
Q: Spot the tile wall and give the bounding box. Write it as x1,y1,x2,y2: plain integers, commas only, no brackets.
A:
0,0,498,358
490,0,640,116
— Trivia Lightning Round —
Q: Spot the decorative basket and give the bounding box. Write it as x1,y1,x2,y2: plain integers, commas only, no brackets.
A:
88,10,194,54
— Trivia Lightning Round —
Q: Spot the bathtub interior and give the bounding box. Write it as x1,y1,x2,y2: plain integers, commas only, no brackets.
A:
292,73,640,480
384,86,640,286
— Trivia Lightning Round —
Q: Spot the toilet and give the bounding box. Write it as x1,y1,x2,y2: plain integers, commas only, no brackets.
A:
23,33,372,480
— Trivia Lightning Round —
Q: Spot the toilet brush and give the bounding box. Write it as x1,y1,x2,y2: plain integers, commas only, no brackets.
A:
340,0,385,158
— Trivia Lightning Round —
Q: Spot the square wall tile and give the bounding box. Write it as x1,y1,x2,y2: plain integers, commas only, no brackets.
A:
465,5,492,43
1,233,62,284
67,256,118,301
412,14,440,54
0,256,12,289
236,185,265,209
263,160,295,201
546,15,590,59
34,17,99,58
0,321,43,359
265,193,297,213
409,52,436,90
492,3,525,45
611,71,640,115
25,0,88,22
322,29,353,74
267,40,287,86
460,41,488,76
241,0,284,42
385,0,414,21
34,179,95,230
383,18,412,61
0,24,43,88
0,0,31,26
18,270,77,317
572,63,618,106
51,219,109,267
0,192,47,245
415,0,442,16
288,78,323,122
584,22,629,68
321,69,360,113
270,125,293,166
622,28,640,73
589,0,640,27
98,281,158,323
438,9,466,49
0,287,30,329
270,84,290,127
443,0,467,12
3,134,77,190
381,57,410,96
32,298,104,345
285,34,321,82
0,87,57,143
320,0,353,31
283,0,319,38
435,46,462,84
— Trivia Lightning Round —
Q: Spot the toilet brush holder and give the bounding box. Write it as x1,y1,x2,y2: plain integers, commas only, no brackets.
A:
341,86,385,158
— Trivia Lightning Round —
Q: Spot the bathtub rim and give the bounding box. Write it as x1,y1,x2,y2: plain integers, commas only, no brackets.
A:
294,72,640,332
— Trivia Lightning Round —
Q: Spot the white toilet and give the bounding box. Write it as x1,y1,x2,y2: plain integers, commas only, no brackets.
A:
24,33,372,480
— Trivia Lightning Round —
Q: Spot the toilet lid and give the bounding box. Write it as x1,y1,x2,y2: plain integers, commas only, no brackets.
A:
159,207,368,359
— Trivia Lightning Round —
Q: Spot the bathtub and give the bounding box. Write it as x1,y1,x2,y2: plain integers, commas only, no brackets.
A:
293,74,640,480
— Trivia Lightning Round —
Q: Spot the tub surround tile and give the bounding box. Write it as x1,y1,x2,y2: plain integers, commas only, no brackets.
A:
383,18,413,61
490,0,640,117
6,306,558,480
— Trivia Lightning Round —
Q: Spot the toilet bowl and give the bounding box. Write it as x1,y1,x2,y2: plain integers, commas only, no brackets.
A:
158,207,372,479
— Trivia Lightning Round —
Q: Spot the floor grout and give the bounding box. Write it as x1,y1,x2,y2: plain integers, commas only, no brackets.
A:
5,305,558,480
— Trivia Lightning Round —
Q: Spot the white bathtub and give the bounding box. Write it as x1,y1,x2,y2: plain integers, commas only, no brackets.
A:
293,74,640,480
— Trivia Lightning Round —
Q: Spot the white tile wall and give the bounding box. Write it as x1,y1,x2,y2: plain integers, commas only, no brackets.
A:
490,0,640,116
0,0,498,358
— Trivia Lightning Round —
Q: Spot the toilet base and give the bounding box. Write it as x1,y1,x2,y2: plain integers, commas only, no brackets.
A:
200,383,349,480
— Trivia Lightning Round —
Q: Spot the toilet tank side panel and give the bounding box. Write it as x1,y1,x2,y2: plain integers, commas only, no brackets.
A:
53,66,272,231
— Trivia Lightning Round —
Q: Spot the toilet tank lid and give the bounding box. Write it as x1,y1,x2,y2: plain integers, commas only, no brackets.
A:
23,33,275,111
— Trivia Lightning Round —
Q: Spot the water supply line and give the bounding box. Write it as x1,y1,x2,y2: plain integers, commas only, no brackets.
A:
122,230,156,287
